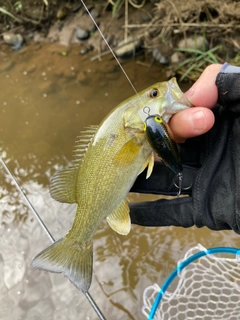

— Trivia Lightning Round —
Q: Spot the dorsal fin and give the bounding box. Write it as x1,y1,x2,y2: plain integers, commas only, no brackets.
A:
49,125,98,203
72,125,98,167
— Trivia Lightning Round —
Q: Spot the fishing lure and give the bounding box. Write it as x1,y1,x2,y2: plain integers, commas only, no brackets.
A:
144,111,184,195
144,114,182,174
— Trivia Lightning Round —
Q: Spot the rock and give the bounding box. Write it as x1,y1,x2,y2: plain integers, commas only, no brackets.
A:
3,33,24,50
90,8,100,19
76,28,90,40
56,7,67,20
59,27,75,47
115,37,142,59
178,36,208,51
33,33,46,44
152,48,169,65
170,52,180,64
47,22,60,43
80,45,92,55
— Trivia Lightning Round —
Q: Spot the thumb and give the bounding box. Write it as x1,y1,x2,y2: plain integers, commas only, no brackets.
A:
184,64,222,108
169,64,222,142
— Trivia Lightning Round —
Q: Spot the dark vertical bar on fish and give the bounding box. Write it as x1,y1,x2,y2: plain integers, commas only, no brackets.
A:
0,157,106,320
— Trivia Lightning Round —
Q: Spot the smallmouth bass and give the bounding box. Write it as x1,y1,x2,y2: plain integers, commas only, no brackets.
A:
31,78,191,293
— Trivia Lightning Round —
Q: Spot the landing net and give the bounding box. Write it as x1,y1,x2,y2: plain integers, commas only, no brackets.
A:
143,244,240,320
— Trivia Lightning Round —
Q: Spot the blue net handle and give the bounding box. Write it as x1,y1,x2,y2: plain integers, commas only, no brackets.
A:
148,247,240,320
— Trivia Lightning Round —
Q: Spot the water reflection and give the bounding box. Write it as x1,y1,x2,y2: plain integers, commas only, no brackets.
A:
0,42,240,320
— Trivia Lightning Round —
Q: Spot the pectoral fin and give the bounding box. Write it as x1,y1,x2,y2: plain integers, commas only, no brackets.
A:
113,138,141,165
139,151,154,179
107,199,131,235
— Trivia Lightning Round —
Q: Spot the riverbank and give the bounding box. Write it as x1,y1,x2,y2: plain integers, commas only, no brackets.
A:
1,0,240,81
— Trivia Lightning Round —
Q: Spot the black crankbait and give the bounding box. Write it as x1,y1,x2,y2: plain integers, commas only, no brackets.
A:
144,115,182,174
144,114,184,195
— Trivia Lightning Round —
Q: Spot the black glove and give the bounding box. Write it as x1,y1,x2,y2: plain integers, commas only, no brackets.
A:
130,64,240,234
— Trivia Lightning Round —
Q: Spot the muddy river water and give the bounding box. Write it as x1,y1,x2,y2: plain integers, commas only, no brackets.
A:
0,42,240,320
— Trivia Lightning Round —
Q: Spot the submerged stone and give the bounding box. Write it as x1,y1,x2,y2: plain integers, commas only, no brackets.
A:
3,33,24,50
115,37,142,59
56,7,68,20
178,36,208,51
152,48,169,65
76,28,90,40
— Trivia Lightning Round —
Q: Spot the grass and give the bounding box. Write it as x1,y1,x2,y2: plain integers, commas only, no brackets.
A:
174,45,223,82
229,51,240,66
0,6,22,22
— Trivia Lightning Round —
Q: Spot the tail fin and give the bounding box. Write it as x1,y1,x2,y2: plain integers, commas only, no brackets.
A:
31,237,93,293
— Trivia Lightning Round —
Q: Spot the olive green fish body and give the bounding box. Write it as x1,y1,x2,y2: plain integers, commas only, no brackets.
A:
31,78,191,293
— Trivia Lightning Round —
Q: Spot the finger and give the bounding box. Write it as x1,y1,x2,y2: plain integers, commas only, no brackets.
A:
169,107,215,143
184,64,222,108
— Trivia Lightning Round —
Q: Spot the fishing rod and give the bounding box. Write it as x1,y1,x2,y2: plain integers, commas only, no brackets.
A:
0,157,106,320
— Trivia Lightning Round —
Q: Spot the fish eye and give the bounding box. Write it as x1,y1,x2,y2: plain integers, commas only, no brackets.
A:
154,116,162,123
148,88,159,98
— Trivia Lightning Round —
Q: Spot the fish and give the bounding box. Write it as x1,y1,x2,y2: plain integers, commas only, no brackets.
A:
31,77,191,293
144,115,182,174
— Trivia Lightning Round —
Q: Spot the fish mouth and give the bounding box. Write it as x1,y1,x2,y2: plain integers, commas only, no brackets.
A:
138,77,191,124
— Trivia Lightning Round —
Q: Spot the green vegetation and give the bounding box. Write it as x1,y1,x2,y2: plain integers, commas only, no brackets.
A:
175,46,223,82
112,0,123,16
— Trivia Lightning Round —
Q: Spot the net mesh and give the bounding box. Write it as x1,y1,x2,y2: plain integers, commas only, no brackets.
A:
142,244,240,320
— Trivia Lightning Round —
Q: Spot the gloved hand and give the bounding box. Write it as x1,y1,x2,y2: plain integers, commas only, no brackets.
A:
130,63,240,234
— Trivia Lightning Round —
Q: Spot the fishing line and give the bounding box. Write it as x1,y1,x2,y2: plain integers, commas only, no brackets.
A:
0,157,106,320
80,0,140,99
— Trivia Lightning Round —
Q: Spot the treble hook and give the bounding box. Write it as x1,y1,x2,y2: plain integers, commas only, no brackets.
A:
173,172,192,197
